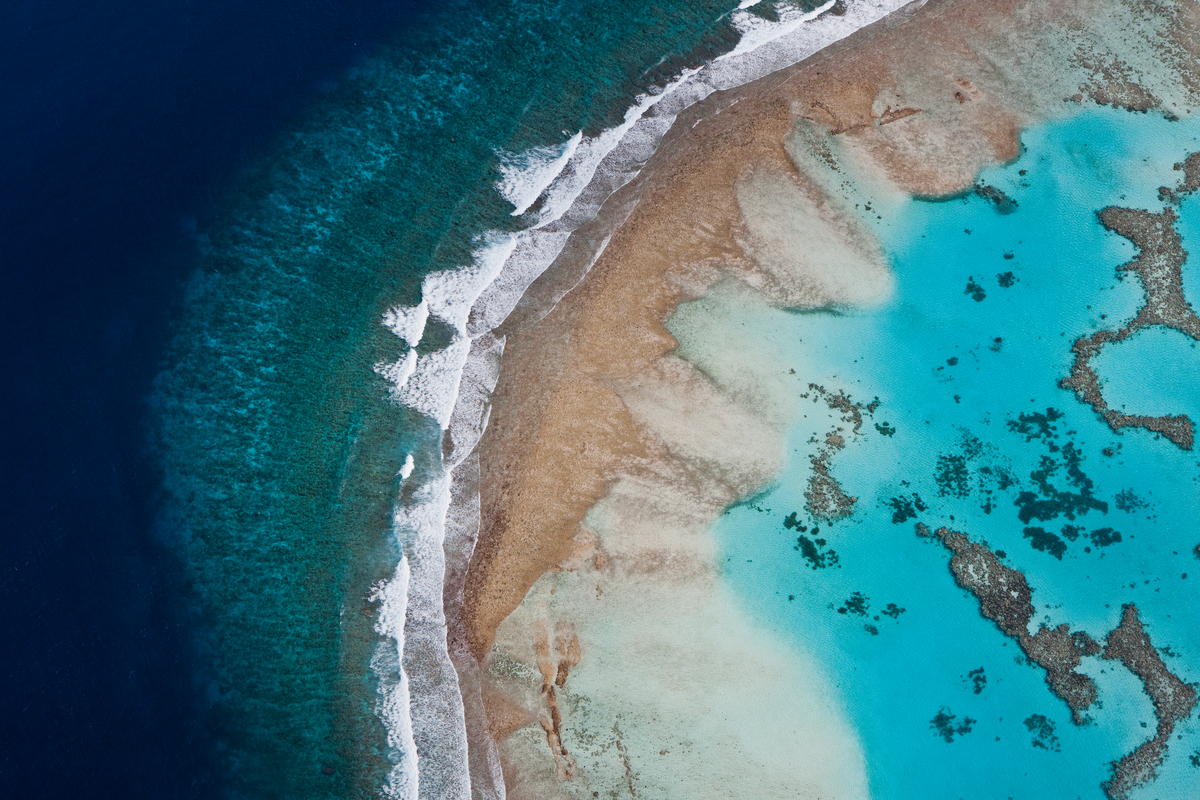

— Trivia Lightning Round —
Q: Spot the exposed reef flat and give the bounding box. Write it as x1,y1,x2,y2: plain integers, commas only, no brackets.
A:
1157,152,1200,203
801,384,879,520
456,0,1200,795
921,523,1198,798
1101,604,1199,800
1061,163,1200,449
916,524,1100,723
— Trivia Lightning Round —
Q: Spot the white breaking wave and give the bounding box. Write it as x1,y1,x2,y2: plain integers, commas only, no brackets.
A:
383,299,429,348
724,0,839,60
375,349,418,397
372,1,919,798
376,237,514,428
371,557,419,800
497,132,583,216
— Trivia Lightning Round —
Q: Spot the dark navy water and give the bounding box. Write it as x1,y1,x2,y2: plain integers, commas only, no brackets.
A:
3,0,782,795
0,1,418,795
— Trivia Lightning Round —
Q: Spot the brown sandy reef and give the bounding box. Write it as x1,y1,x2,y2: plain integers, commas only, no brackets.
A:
440,0,1200,796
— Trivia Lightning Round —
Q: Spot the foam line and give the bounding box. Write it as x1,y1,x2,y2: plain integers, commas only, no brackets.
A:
372,556,419,800
396,473,472,800
722,0,838,61
442,453,507,800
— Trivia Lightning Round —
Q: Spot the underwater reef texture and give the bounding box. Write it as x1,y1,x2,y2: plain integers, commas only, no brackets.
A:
1101,604,1198,800
917,525,1101,723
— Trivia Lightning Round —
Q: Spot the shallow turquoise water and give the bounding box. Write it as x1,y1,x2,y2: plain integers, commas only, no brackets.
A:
1093,327,1200,422
712,108,1200,799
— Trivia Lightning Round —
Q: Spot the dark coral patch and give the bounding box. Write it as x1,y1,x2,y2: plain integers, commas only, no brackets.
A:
795,534,838,570
888,493,927,524
837,592,869,616
1024,527,1068,560
936,454,971,498
931,708,976,742
1007,408,1065,441
1024,714,1061,751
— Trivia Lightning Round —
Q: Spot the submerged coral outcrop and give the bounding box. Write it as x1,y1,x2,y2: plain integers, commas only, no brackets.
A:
1101,604,1199,800
916,524,1100,723
921,523,1197,799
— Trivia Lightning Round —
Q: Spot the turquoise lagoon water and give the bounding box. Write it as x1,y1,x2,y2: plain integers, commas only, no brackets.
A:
706,108,1200,799
1093,328,1200,423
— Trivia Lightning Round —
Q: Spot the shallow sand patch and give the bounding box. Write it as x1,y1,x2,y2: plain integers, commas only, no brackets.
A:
491,473,869,799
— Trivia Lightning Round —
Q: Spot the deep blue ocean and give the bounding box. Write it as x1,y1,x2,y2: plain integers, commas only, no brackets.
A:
0,0,779,797
0,1,428,795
